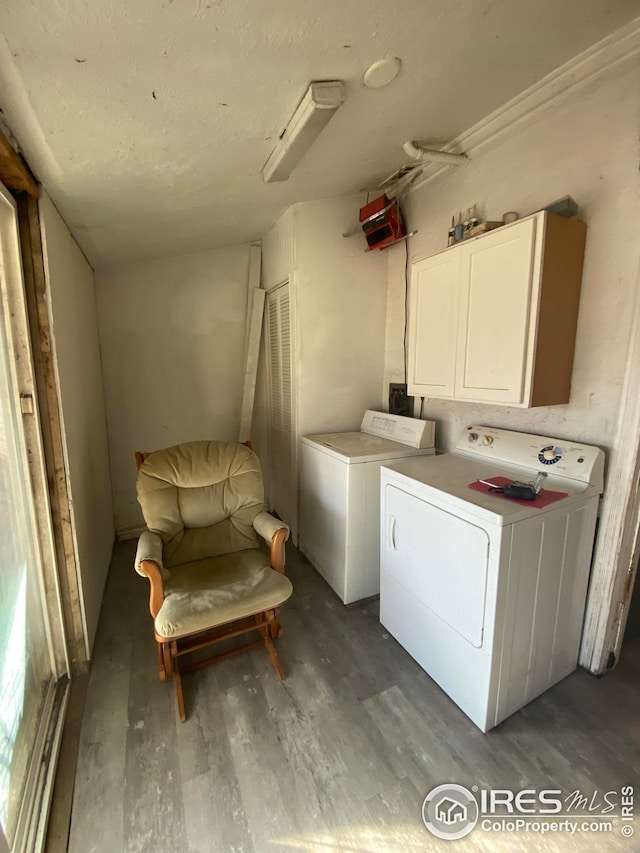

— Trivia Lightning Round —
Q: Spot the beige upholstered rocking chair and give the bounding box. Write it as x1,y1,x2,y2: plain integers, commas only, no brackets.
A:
134,440,292,721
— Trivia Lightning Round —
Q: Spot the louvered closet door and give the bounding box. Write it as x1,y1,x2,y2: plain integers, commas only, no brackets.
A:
266,282,297,539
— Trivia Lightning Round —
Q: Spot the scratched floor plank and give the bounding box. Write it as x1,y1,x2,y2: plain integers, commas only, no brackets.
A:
67,540,640,852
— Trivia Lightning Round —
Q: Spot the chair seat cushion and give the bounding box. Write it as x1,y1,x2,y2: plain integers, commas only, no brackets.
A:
154,548,293,640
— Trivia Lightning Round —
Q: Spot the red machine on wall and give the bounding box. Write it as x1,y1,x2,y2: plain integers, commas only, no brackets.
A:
359,194,406,251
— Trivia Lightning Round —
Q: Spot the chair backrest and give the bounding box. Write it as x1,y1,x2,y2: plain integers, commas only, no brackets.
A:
136,441,264,568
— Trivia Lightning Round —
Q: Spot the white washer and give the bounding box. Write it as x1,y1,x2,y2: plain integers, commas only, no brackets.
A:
380,424,604,732
300,410,435,604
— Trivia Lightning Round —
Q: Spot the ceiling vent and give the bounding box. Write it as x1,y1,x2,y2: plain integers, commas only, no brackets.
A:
402,140,468,166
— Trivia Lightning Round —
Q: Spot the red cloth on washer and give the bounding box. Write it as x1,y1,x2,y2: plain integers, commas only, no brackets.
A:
468,476,568,508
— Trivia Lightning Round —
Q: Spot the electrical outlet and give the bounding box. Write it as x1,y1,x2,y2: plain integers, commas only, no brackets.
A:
389,383,414,417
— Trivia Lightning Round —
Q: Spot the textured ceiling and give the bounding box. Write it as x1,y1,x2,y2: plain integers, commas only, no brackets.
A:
0,0,638,267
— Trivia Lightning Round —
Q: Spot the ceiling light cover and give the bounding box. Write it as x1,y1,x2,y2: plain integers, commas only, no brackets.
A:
262,81,346,183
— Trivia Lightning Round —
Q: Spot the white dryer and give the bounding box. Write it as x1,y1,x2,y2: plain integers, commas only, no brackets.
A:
300,411,435,604
380,424,604,732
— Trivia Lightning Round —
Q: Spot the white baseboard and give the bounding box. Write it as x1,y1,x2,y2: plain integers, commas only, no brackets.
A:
117,525,145,542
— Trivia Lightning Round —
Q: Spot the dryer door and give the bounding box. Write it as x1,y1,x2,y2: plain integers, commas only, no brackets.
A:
382,484,489,647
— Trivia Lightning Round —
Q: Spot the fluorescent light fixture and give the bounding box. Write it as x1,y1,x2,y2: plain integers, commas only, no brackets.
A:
262,81,346,183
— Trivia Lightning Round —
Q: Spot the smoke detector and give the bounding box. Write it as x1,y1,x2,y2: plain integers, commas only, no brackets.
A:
363,57,402,88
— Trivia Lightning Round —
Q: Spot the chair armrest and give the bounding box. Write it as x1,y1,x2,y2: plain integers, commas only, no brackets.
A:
253,512,289,574
135,530,167,618
135,530,165,575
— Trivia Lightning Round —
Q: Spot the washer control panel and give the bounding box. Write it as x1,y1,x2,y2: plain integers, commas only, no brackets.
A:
360,410,436,449
458,425,604,488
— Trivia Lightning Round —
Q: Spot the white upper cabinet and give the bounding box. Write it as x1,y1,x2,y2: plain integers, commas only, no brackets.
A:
408,249,460,398
408,212,587,408
456,217,536,403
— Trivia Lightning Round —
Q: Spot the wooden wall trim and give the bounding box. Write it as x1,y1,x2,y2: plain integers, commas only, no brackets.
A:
0,128,39,198
17,193,88,674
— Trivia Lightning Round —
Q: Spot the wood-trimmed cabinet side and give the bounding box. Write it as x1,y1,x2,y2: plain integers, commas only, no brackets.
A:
530,215,586,407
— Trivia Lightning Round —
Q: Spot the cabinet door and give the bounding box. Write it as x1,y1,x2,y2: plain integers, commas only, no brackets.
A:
407,250,460,397
455,218,536,403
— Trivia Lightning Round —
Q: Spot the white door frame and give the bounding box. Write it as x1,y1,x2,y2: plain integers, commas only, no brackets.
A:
580,260,640,673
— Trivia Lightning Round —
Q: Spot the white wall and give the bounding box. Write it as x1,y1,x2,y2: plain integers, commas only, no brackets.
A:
95,244,252,532
257,198,388,443
385,60,640,456
40,194,114,656
293,197,388,437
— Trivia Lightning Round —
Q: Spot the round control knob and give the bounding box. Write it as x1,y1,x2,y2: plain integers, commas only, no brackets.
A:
468,432,478,443
483,435,494,446
538,445,563,465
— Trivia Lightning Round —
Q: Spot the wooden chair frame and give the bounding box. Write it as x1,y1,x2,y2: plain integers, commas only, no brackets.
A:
135,446,288,722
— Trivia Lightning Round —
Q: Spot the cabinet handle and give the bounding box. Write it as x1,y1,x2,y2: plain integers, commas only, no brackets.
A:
389,515,398,550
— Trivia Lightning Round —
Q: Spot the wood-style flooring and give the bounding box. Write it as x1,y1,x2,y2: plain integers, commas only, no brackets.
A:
68,540,640,852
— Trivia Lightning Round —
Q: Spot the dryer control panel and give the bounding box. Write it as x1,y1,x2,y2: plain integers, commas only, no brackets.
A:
457,425,604,489
361,410,435,448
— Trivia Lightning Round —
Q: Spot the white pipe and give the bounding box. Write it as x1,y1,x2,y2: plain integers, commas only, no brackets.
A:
402,140,467,166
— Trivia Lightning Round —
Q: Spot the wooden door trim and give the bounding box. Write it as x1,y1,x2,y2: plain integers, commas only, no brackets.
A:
16,192,88,674
0,127,39,198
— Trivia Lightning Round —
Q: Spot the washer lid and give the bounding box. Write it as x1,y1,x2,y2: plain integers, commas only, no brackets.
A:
381,453,600,526
301,431,435,464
